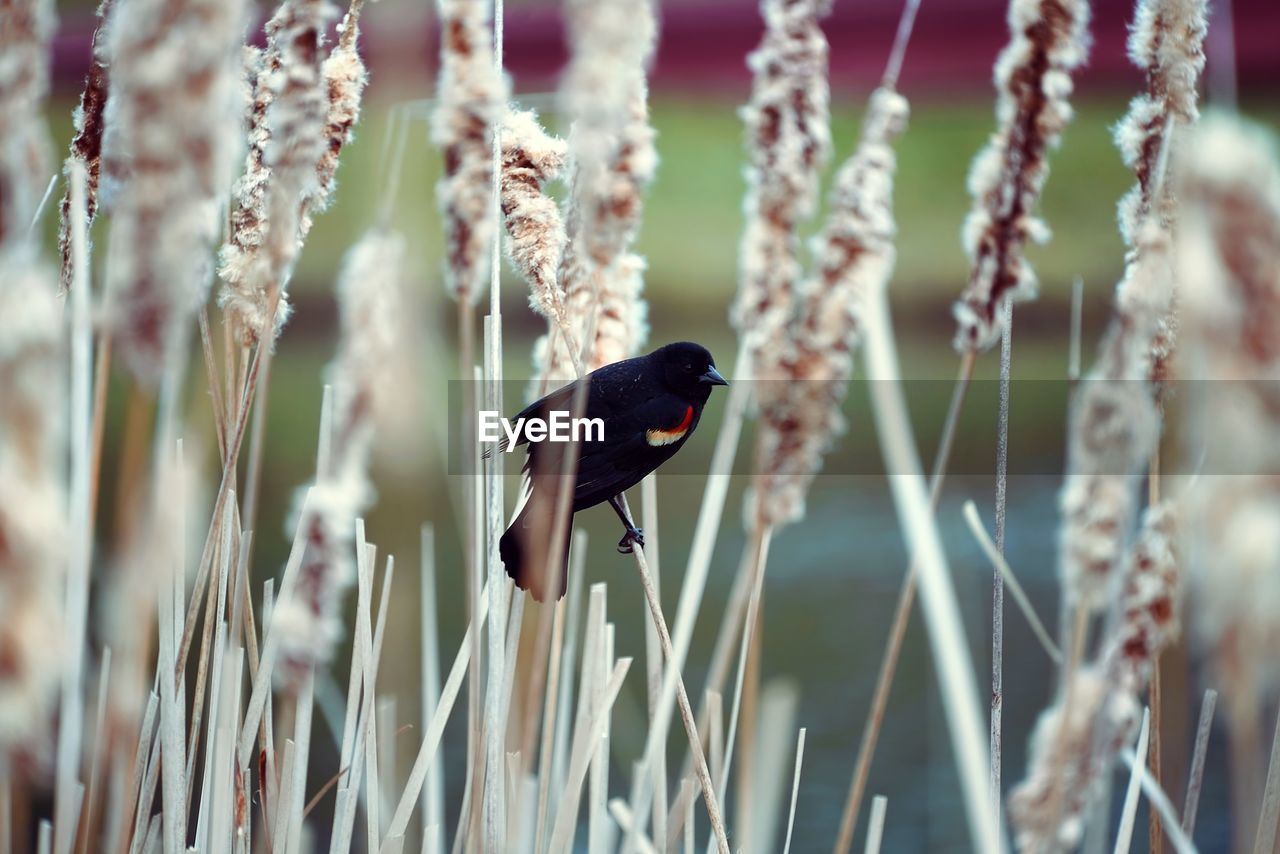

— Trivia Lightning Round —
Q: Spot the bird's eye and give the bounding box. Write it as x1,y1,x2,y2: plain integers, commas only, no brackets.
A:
683,363,694,373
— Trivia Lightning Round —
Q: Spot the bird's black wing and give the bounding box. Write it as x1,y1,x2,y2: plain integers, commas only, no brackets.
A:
570,393,697,509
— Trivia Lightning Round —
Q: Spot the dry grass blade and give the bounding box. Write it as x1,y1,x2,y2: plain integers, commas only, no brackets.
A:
864,795,888,854
1114,707,1151,853
1181,689,1217,836
782,728,806,854
861,257,999,853
963,501,1062,664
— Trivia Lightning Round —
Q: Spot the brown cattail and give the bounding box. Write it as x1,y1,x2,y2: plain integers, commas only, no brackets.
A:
1009,503,1178,851
1115,0,1208,389
498,108,575,355
0,0,64,757
1105,501,1180,688
755,87,908,528
1057,0,1206,608
218,0,338,347
274,227,404,680
433,0,507,306
1057,220,1168,609
0,0,55,247
0,269,67,762
57,0,113,292
1008,667,1141,852
1178,114,1280,706
301,1,368,237
103,0,249,382
953,0,1091,352
1115,0,1208,244
534,0,657,388
731,0,832,376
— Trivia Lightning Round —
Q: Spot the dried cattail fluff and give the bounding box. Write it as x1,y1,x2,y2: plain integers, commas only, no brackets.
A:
301,3,368,237
1115,0,1208,388
103,0,248,382
56,0,113,291
731,0,832,376
433,0,507,305
953,0,1091,352
1011,504,1178,850
0,268,67,762
1178,115,1280,702
1057,222,1169,608
499,109,573,347
1103,501,1180,688
1008,667,1141,852
274,228,404,680
0,0,55,246
218,0,337,347
0,0,64,762
535,0,657,387
755,88,908,528
1114,0,1208,244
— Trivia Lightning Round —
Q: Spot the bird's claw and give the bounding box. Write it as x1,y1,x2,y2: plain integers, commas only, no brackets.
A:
617,527,645,554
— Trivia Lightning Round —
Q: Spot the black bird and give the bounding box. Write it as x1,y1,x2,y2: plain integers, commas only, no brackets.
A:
495,341,728,601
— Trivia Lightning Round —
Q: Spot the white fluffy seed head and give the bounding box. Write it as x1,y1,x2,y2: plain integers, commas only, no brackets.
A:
102,0,248,381
732,0,832,377
754,87,908,529
953,0,1091,352
1178,114,1280,704
433,0,507,305
1008,666,1140,852
275,228,404,684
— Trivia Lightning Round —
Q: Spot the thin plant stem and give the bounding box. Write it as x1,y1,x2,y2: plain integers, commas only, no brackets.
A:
1115,709,1152,854
782,728,806,854
832,350,976,854
861,277,999,853
1253,702,1280,854
992,303,1012,828
864,796,888,854
629,541,731,854
1181,689,1218,836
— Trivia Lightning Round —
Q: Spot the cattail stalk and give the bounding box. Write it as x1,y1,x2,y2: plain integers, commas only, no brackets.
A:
434,0,506,306
953,0,1091,352
218,0,340,347
534,0,657,387
755,87,907,528
731,0,832,376
272,228,404,682
57,0,114,292
1059,0,1206,609
103,0,248,383
497,108,583,375
0,0,66,764
1178,114,1280,845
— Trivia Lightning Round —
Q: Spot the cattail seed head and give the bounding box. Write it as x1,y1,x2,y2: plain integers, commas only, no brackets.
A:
499,108,571,337
1178,114,1280,705
1008,667,1141,852
755,87,908,528
104,0,249,382
732,0,832,376
433,0,507,306
533,0,658,390
953,0,1091,352
275,228,404,681
218,0,338,348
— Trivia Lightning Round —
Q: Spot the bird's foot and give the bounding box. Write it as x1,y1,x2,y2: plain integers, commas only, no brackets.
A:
617,526,645,554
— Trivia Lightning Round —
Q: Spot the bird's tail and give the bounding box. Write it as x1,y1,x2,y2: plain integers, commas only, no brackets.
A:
500,482,572,602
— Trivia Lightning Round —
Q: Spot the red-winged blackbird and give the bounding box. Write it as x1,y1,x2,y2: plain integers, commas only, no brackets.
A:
496,341,728,601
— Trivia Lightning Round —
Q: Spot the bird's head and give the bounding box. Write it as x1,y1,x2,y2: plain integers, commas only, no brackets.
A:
651,341,728,401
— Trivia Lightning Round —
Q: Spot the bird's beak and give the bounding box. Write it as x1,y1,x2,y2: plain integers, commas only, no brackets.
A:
699,366,729,386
